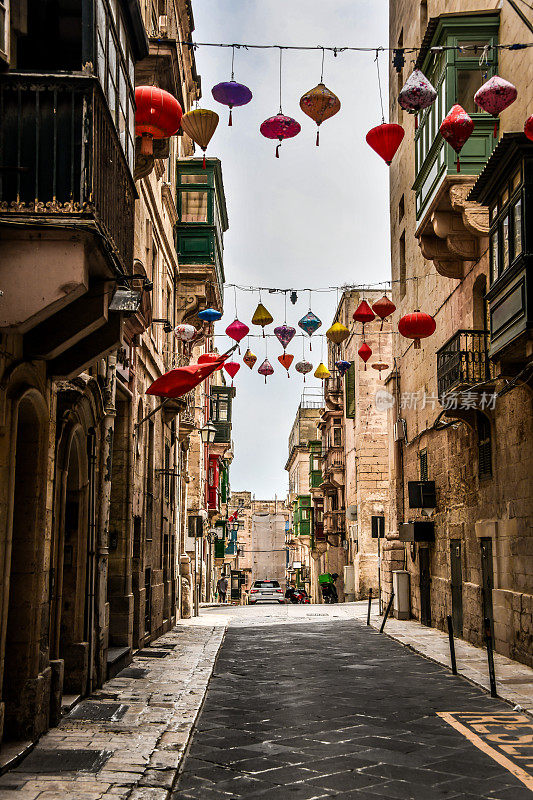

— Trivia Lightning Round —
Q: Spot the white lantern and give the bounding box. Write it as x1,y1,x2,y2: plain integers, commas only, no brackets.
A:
173,323,197,342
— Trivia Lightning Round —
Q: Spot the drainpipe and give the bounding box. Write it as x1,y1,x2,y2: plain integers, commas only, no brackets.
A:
94,353,117,686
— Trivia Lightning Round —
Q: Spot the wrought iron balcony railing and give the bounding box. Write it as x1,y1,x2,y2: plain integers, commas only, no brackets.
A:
0,73,135,273
436,330,496,398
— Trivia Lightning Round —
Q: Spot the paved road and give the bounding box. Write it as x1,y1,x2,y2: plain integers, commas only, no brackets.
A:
173,605,532,800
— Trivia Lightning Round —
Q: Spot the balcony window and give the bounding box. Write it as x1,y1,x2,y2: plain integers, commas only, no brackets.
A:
180,191,209,223
487,168,524,284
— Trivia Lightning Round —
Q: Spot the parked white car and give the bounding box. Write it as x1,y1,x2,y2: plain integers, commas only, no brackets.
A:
248,580,285,604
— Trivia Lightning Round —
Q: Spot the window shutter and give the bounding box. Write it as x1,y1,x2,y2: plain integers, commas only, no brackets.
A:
477,412,492,478
345,361,355,419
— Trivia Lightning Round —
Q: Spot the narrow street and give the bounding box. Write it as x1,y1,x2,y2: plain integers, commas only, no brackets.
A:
1,606,531,800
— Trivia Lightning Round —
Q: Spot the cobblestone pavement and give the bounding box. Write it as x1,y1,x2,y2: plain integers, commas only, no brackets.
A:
173,605,532,800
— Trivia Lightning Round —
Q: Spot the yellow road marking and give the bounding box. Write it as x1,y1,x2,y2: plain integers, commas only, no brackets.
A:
438,712,533,791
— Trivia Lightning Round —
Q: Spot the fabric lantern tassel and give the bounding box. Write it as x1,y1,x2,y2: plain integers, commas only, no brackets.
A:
299,83,341,146
278,353,294,377
180,108,219,168
251,303,274,337
358,342,372,370
260,114,301,157
474,76,517,138
439,105,474,173
398,311,436,349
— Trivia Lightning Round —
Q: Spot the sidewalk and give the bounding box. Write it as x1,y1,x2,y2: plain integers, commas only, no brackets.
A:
350,600,533,715
0,614,229,800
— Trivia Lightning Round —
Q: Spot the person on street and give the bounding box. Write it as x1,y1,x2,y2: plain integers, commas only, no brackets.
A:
216,576,228,603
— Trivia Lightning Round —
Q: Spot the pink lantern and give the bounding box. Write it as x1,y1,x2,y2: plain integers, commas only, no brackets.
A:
474,76,517,137
223,361,240,384
225,318,249,344
258,358,274,383
295,360,313,382
274,324,296,350
260,114,301,157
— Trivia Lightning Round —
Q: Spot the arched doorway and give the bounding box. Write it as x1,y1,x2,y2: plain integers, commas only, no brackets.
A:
2,392,48,740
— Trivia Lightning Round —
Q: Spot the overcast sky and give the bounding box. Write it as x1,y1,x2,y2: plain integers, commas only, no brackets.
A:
192,0,391,499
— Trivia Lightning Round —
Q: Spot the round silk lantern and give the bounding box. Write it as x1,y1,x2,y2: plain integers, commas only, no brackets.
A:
353,300,375,326
326,322,350,345
258,358,274,383
212,81,252,126
398,70,437,128
180,108,219,168
243,348,257,369
135,86,182,155
225,319,249,344
274,324,296,350
198,308,222,322
278,353,294,377
252,303,274,336
295,359,313,382
223,361,240,384
366,123,404,165
299,83,341,145
525,115,533,142
371,361,389,379
439,105,474,172
314,362,331,380
335,360,351,377
260,114,301,158
173,323,197,342
474,76,517,136
398,311,436,349
358,342,372,369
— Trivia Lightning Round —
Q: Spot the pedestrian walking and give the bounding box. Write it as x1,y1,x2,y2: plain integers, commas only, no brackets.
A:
216,576,228,603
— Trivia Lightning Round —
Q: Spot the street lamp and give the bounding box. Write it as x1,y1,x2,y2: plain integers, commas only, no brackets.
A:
200,421,217,444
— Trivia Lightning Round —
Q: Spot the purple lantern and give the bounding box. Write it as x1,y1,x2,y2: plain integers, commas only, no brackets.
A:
260,114,301,158
258,358,274,384
474,76,517,136
274,324,296,350
212,81,253,126
335,360,351,377
295,360,313,382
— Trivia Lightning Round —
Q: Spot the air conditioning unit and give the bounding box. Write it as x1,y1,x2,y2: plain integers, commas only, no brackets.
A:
394,419,405,441
399,521,435,543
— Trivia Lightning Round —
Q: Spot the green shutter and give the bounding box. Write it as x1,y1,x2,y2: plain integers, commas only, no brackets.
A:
345,361,355,418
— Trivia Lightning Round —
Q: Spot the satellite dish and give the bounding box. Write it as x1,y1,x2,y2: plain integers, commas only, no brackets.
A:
346,505,358,522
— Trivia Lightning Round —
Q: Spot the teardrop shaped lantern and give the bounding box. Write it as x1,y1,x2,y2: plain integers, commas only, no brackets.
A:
243,348,257,369
295,359,313,382
278,353,294,377
225,319,250,344
474,76,517,137
353,300,375,326
358,342,372,370
173,323,197,342
180,108,219,168
274,324,296,350
366,123,405,165
326,322,350,345
223,361,240,384
525,115,533,142
198,352,224,370
314,362,331,380
371,361,389,379
335,360,351,377
135,86,183,155
298,312,322,350
258,358,274,383
212,81,253,126
398,70,437,127
299,83,341,145
372,295,396,330
398,311,436,349
439,105,474,173
260,114,301,158
198,307,222,322
252,303,274,336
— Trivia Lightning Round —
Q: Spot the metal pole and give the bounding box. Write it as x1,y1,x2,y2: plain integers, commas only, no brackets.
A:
379,592,394,633
447,615,458,675
377,532,382,614
366,587,373,625
484,617,497,697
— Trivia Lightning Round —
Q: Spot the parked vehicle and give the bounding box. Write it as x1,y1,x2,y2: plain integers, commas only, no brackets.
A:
249,580,285,604
285,587,310,604
319,572,339,604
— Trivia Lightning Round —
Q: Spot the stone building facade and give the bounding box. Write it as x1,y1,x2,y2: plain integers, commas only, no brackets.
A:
386,0,533,665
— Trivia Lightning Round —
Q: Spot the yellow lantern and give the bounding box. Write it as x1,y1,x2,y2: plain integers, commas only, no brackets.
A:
314,362,331,380
180,108,219,167
326,322,349,345
251,303,274,336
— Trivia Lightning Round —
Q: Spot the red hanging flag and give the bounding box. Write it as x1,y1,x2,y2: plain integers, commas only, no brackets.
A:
146,353,229,398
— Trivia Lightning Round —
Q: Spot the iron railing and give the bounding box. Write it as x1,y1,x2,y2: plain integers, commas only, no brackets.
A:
213,421,232,444
436,330,495,397
0,73,135,273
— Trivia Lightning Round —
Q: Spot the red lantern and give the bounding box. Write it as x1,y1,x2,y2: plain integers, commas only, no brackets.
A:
278,353,294,377
525,115,533,142
439,105,474,173
353,300,375,325
358,342,372,370
372,295,396,329
366,123,405,165
398,311,436,349
135,86,183,155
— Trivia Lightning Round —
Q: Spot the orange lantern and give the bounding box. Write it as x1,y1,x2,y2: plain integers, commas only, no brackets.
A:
299,83,341,145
